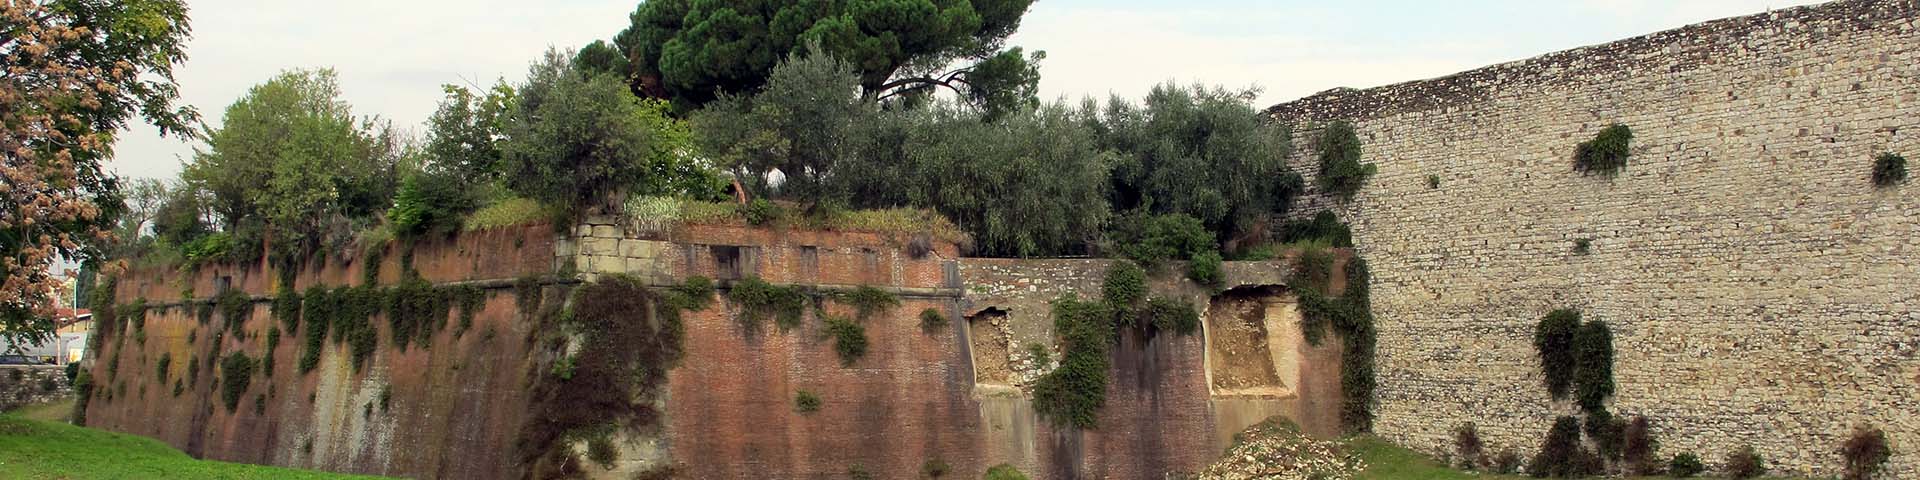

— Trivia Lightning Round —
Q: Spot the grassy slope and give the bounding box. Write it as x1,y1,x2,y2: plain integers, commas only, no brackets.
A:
0,409,386,480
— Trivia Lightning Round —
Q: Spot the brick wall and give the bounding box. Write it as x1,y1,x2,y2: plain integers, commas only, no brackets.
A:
1268,1,1920,476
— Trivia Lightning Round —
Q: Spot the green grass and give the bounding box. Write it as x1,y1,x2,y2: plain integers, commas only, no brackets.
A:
0,408,387,479
1350,435,1489,480
1348,435,1815,480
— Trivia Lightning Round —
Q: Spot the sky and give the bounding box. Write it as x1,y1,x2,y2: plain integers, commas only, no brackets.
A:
107,0,1825,181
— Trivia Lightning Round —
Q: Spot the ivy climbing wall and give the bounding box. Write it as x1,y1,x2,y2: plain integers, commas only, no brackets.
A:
1268,0,1920,477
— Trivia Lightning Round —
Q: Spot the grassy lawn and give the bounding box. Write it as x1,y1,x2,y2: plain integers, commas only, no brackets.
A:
0,402,386,480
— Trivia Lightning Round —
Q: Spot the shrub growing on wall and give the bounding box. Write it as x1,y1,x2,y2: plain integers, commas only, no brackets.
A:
1530,416,1602,478
1275,211,1354,248
518,275,685,477
1030,297,1113,429
1669,452,1705,478
1532,309,1581,400
1187,250,1223,288
727,277,807,332
1454,422,1485,469
1841,424,1891,480
1621,415,1660,475
1723,445,1766,479
219,353,256,412
1316,121,1376,199
1574,124,1632,176
1872,152,1908,187
1572,320,1615,413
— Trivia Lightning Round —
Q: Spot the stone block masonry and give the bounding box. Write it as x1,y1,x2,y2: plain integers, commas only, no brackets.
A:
1268,0,1919,477
0,365,72,410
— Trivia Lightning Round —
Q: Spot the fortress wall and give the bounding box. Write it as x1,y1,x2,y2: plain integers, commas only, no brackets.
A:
84,223,560,479
1268,0,1920,476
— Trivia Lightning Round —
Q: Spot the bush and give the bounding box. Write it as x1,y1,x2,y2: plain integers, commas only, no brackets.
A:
1276,210,1354,248
1532,309,1581,400
739,198,780,226
1142,297,1200,336
464,197,549,231
919,308,948,332
1113,212,1214,266
1584,409,1625,461
1841,424,1891,480
1291,246,1336,295
219,353,256,412
838,285,898,321
1873,152,1908,187
389,170,477,236
1723,445,1766,479
1490,449,1524,474
1572,238,1591,255
824,317,868,365
1454,423,1485,469
1102,261,1147,308
1574,124,1632,176
1668,452,1704,478
1621,415,1659,475
1317,121,1376,199
1030,297,1113,428
1530,416,1601,478
984,464,1028,480
1572,320,1615,413
921,458,950,478
1187,250,1223,287
727,277,807,332
794,390,821,413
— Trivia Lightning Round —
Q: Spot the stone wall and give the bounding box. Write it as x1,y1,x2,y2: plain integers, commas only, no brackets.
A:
1267,0,1919,477
0,365,71,410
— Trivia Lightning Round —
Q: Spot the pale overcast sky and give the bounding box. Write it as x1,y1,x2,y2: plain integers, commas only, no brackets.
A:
108,0,1823,181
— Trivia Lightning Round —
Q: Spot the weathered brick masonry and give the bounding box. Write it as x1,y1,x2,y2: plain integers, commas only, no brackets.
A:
1268,0,1919,476
84,217,1340,479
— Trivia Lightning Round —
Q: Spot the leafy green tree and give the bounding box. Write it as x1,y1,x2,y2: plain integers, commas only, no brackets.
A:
182,69,405,254
424,82,515,187
690,49,873,203
613,0,1040,114
891,103,1110,257
1,0,197,346
1098,84,1303,246
150,185,210,247
499,48,719,214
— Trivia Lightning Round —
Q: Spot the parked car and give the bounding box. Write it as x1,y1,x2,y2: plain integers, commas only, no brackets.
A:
0,354,47,365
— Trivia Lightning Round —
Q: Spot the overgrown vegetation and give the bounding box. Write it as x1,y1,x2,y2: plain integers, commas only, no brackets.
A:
824,316,869,365
1574,124,1632,176
984,464,1030,480
1668,452,1704,478
837,285,899,322
1030,297,1113,429
518,275,685,478
1722,445,1766,479
1840,424,1890,480
727,277,807,332
1533,309,1615,413
794,390,822,413
219,353,256,412
919,308,948,333
1453,423,1484,470
1530,416,1602,478
1291,250,1378,433
1317,121,1377,200
1872,152,1908,187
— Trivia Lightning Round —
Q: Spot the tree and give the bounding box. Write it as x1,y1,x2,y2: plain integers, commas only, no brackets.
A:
499,48,718,214
424,82,514,187
892,103,1111,257
181,69,405,255
690,48,871,203
114,178,169,243
1099,84,1303,247
1,0,198,347
613,0,1040,114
